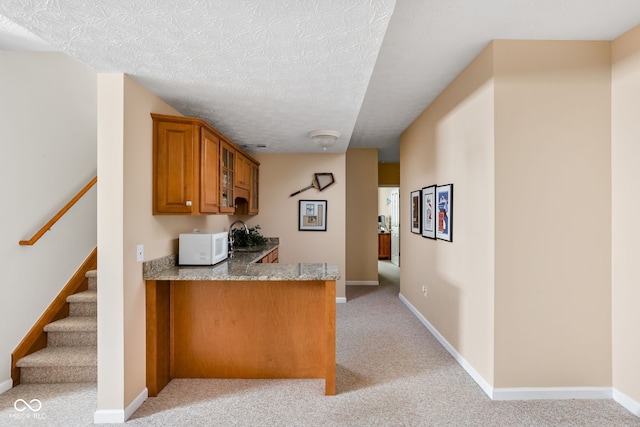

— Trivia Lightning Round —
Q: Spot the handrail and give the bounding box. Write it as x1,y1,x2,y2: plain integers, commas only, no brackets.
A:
19,176,97,246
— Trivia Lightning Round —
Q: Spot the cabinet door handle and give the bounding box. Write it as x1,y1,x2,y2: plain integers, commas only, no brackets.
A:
186,200,192,206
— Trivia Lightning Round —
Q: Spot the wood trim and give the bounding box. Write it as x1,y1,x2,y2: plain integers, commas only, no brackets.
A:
146,280,171,397
19,176,97,246
11,247,97,385
324,280,337,395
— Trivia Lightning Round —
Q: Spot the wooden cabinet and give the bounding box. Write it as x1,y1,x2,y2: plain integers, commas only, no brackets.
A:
200,128,220,213
219,141,235,214
235,152,252,190
257,248,278,263
152,113,259,216
152,114,219,215
378,233,391,259
249,162,259,215
233,152,260,215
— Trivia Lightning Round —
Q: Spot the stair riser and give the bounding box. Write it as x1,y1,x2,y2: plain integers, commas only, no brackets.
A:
20,366,96,383
88,276,97,291
47,331,97,347
69,302,97,317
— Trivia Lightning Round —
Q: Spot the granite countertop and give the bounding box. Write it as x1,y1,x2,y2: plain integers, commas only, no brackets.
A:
143,243,340,281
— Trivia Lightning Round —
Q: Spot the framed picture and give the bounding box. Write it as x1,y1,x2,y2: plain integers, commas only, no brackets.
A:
299,200,327,231
435,184,453,242
421,185,436,239
410,190,421,234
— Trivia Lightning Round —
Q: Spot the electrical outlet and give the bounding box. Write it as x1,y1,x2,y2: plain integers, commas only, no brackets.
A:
136,244,144,262
422,285,428,298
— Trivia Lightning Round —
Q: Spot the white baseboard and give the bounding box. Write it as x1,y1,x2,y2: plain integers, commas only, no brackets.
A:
94,387,148,424
398,292,622,403
0,378,13,394
492,387,611,401
398,292,493,398
336,297,347,303
346,281,379,286
614,388,640,418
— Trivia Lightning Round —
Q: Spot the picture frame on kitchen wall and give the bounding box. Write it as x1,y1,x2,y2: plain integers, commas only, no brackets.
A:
435,184,453,242
299,200,327,231
410,190,421,234
421,185,436,239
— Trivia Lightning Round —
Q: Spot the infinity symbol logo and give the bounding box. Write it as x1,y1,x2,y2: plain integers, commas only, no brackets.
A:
14,399,42,412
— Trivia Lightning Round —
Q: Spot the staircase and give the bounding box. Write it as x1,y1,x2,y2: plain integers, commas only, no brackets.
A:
16,270,97,383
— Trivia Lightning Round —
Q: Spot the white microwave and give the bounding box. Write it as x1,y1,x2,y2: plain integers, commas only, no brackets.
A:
179,231,228,265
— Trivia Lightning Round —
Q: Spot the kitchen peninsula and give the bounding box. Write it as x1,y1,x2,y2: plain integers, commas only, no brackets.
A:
143,243,339,397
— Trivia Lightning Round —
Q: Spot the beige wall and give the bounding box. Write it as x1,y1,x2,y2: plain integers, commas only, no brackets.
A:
97,75,234,413
493,40,612,387
612,25,640,406
378,162,400,186
346,149,378,284
400,43,496,384
249,152,347,298
0,52,97,390
401,39,615,391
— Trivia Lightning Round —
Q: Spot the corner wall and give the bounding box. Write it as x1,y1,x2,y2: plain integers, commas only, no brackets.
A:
0,52,97,391
612,25,640,412
400,42,496,385
96,74,233,421
346,148,378,284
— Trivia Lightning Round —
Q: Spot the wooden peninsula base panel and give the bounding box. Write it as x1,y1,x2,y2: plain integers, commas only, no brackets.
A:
146,279,336,396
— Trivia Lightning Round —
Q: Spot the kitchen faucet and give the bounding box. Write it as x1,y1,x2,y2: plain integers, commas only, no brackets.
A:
228,220,249,255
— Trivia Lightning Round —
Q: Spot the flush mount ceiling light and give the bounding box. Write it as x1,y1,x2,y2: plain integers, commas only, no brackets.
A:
308,130,341,150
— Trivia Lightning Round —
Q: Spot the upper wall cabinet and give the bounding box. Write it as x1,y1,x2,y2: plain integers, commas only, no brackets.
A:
235,151,252,191
152,113,259,215
249,162,259,215
219,140,236,214
233,150,260,215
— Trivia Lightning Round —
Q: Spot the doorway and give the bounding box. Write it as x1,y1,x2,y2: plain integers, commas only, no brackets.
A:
378,187,400,267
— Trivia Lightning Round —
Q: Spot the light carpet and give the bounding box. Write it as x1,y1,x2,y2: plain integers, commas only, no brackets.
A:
1,261,638,426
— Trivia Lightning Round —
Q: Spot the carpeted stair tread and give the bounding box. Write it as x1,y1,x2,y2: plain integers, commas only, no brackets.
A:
16,269,99,384
44,317,96,332
16,347,96,368
66,289,97,303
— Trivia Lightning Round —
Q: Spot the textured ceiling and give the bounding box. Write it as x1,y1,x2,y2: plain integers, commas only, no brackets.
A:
2,1,640,162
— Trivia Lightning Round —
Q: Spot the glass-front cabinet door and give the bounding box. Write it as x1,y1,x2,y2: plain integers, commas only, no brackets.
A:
219,141,235,213
249,162,259,214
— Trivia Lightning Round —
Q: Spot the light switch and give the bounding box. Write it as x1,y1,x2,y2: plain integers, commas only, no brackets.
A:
136,244,144,262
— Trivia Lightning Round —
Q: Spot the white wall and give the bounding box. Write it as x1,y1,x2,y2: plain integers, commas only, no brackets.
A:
378,187,395,229
0,52,97,391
